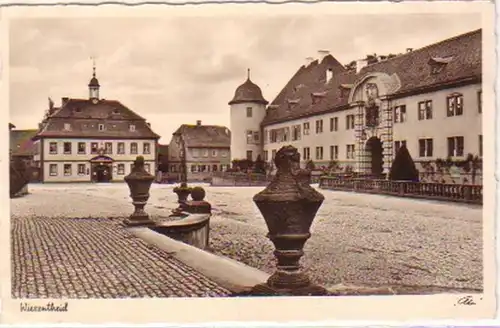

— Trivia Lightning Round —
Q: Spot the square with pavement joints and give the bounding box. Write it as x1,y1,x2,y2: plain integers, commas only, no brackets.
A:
2,1,497,324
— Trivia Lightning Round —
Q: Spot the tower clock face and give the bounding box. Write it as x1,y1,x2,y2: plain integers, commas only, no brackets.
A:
92,98,98,104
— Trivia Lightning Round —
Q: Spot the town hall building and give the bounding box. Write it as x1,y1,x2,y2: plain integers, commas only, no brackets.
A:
33,65,160,183
228,29,482,176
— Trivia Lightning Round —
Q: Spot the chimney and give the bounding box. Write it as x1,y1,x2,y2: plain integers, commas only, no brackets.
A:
356,59,368,73
317,50,330,62
147,122,151,127
61,97,69,106
305,57,315,66
196,120,202,126
406,48,413,53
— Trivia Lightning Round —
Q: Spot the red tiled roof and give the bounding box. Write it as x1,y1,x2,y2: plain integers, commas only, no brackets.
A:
173,124,231,148
34,98,160,140
10,129,38,156
262,29,481,126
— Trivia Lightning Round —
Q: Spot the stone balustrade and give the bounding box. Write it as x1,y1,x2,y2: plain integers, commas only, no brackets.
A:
319,176,482,205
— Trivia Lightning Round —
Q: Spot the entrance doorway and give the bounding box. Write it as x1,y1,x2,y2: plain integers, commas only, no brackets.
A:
93,164,112,182
366,137,383,177
89,155,114,183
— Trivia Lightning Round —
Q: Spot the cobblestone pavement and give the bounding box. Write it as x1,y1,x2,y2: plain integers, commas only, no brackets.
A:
11,212,230,298
12,183,483,295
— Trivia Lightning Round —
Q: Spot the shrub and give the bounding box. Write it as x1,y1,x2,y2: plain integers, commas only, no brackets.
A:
305,160,315,171
389,144,419,182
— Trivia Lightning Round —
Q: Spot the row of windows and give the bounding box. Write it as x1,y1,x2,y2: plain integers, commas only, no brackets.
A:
262,135,483,162
392,92,482,123
63,123,138,132
48,141,152,156
265,90,482,144
415,135,483,158
169,164,230,173
48,162,152,176
190,148,229,158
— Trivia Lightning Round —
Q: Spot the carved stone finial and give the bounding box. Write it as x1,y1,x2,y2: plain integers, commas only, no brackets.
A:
252,145,327,296
132,156,145,171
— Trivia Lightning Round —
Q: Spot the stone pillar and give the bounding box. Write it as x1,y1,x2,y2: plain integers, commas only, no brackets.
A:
353,102,365,174
250,145,327,296
380,97,393,176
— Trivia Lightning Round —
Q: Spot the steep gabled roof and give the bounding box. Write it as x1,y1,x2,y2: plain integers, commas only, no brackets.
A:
263,54,353,125
262,29,481,127
173,124,231,148
358,29,481,96
33,98,160,140
10,129,38,156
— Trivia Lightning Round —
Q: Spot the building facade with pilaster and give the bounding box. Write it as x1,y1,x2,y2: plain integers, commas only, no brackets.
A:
229,29,482,178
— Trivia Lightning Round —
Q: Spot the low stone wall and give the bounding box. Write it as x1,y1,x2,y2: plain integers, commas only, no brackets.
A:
319,176,482,205
150,214,210,250
211,173,271,187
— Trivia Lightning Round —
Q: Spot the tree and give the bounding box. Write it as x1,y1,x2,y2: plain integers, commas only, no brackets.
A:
460,153,482,185
389,145,419,182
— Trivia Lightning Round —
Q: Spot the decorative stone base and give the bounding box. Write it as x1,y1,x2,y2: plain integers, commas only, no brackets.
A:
249,283,328,296
122,217,156,227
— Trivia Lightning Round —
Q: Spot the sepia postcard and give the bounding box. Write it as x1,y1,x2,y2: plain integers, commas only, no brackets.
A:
1,1,497,325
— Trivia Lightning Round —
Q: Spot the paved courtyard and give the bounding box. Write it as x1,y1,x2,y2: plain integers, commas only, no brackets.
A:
11,182,483,297
11,187,230,298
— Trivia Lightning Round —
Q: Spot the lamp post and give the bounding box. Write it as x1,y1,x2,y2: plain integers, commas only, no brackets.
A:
173,131,191,203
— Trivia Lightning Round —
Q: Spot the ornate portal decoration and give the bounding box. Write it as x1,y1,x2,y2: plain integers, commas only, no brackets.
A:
365,83,379,101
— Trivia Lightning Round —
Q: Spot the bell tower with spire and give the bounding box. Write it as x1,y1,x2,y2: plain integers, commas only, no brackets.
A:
88,57,100,103
228,68,268,163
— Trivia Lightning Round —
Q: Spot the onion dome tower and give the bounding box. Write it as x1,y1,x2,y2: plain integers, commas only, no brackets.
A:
88,58,100,103
228,69,268,163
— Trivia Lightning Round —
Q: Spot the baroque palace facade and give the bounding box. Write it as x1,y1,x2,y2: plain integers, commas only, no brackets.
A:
229,29,482,176
32,67,160,183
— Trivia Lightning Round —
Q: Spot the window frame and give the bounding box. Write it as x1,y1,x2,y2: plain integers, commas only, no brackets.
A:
63,163,72,176
49,163,58,176
49,142,58,154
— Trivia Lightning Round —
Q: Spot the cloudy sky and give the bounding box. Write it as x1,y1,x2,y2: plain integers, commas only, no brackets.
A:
9,12,481,143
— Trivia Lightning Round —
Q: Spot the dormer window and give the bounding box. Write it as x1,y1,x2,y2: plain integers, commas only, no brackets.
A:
98,124,105,131
326,68,334,83
63,123,71,131
339,84,353,98
429,56,454,75
75,108,82,113
112,109,120,115
129,124,136,132
287,99,300,111
311,92,326,105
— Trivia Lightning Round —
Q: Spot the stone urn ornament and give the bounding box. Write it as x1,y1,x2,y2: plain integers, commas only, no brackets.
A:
173,182,192,204
251,145,328,296
123,156,156,226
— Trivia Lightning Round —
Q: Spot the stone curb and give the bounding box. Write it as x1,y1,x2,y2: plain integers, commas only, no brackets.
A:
127,226,270,294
